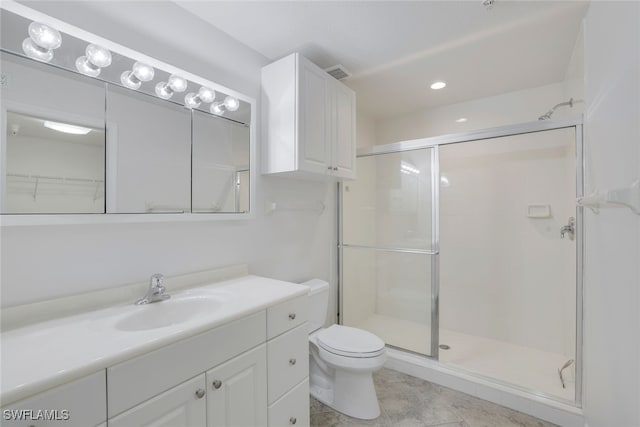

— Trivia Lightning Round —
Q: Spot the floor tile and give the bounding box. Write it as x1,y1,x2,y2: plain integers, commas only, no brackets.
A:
310,368,557,427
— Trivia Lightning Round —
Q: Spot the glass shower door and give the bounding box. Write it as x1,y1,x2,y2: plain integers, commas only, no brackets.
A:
340,148,437,356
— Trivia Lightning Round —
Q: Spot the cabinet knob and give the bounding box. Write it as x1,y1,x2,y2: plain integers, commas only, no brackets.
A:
333,167,338,171
290,417,297,424
212,380,222,389
195,388,206,399
288,313,296,320
327,166,333,170
289,358,297,366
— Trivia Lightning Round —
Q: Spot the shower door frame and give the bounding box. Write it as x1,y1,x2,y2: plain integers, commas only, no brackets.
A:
338,115,584,407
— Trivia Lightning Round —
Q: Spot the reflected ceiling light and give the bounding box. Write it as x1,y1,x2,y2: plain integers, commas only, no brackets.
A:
430,81,447,90
184,87,215,109
210,96,240,116
440,175,451,187
22,22,62,63
155,74,188,100
456,117,468,123
401,161,420,175
75,44,112,77
44,120,92,135
120,62,155,90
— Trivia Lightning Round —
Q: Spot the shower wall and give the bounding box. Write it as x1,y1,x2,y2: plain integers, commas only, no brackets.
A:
439,129,577,357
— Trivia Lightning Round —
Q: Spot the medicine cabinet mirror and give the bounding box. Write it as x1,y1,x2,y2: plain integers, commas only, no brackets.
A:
0,5,254,220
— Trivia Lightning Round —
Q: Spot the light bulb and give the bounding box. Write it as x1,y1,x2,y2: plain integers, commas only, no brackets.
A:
75,56,101,77
28,22,61,50
168,75,187,92
120,70,141,90
184,93,201,109
224,96,239,111
198,87,215,103
86,44,111,68
121,62,154,90
210,102,225,115
132,62,154,82
22,38,53,62
155,82,174,100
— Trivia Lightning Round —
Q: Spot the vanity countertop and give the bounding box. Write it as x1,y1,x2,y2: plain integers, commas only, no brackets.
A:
0,275,308,406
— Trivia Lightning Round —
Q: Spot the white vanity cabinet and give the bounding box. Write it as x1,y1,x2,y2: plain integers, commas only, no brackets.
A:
206,345,267,427
262,53,356,180
0,371,106,427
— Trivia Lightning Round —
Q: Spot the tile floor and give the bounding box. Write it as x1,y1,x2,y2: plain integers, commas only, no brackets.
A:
310,368,557,427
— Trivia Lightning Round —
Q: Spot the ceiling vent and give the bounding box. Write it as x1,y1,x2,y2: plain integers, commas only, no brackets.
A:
324,65,351,81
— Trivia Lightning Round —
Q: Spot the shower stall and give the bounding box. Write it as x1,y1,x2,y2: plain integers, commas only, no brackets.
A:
339,118,583,405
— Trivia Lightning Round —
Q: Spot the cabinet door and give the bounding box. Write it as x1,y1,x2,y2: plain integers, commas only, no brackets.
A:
332,81,356,179
298,58,331,175
108,375,206,427
206,345,267,427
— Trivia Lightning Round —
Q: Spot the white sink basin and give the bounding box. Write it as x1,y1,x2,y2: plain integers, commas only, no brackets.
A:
115,296,224,331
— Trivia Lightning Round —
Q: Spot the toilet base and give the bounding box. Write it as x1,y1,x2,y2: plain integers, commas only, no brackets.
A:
309,350,383,420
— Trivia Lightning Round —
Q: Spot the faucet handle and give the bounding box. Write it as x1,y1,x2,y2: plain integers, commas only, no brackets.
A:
150,273,164,287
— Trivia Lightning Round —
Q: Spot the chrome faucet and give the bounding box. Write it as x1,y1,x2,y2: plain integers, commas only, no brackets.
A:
560,217,576,240
136,273,170,305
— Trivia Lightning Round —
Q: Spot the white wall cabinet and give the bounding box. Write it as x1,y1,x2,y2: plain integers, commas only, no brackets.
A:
262,53,356,180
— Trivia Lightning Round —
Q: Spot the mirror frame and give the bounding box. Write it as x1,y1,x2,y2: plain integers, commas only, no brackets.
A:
0,0,256,226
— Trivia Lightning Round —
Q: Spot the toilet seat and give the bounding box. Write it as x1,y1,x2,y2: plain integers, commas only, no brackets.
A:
317,325,385,358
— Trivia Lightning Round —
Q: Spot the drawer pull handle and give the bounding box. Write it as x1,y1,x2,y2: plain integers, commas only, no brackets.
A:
212,380,222,389
195,388,206,399
289,313,296,320
290,417,297,424
289,358,297,365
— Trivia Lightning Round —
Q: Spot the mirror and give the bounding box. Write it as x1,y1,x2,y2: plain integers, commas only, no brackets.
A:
192,110,250,213
106,84,191,213
1,52,106,214
0,6,254,219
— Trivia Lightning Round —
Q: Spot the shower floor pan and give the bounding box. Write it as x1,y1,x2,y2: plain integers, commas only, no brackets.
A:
355,314,575,401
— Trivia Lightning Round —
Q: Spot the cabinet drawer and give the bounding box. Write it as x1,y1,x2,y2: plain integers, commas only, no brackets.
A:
108,311,265,417
1,371,106,427
108,375,206,427
267,295,308,339
268,378,310,427
267,323,309,403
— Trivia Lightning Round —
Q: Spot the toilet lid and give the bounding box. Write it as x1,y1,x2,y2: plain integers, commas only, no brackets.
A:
317,325,385,358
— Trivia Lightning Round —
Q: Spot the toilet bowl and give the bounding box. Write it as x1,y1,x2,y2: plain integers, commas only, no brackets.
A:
302,280,386,420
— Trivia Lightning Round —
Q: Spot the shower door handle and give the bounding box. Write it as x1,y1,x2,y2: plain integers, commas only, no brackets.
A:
560,217,575,240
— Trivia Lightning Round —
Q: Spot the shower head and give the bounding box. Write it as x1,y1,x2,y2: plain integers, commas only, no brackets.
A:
538,98,582,120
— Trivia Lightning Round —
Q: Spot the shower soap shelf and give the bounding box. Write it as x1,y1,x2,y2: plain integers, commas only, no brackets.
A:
577,180,640,215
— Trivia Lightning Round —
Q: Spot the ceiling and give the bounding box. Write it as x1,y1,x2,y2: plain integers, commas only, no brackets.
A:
176,1,588,119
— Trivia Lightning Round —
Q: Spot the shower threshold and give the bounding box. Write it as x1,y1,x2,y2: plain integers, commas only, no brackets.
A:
354,314,575,401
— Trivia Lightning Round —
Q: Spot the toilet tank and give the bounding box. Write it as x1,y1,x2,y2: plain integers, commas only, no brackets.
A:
300,279,329,333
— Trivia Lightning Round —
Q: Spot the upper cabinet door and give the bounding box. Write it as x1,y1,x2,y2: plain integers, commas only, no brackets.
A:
261,53,356,180
298,58,331,175
332,81,356,179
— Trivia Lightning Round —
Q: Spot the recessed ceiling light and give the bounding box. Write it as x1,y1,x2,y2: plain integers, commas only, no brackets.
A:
456,117,468,123
430,81,447,90
44,121,92,135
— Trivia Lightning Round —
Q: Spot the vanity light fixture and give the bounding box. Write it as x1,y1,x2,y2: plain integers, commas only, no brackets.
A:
44,120,92,135
75,44,112,77
21,21,62,63
210,95,240,116
184,87,215,109
430,81,447,90
155,74,188,100
120,62,155,90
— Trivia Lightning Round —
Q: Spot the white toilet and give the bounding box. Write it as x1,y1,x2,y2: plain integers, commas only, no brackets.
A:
302,279,386,420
